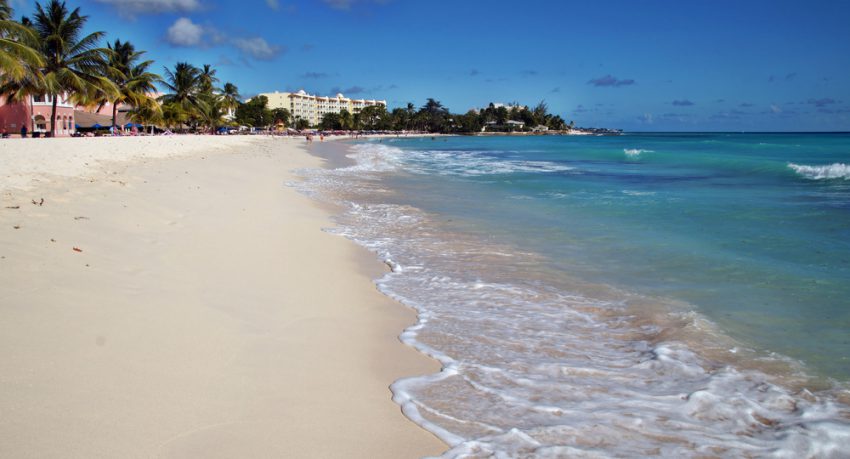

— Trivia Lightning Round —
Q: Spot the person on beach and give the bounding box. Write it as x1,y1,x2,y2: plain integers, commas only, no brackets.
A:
20,125,27,138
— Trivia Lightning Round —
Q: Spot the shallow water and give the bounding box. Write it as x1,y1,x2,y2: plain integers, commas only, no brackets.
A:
297,133,850,457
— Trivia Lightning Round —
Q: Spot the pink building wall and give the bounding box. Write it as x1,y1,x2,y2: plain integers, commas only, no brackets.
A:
0,94,76,137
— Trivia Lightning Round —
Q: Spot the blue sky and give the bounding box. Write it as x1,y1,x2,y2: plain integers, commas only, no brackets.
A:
11,0,850,131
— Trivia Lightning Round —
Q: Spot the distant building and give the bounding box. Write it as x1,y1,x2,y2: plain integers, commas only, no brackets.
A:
0,93,76,137
259,90,386,126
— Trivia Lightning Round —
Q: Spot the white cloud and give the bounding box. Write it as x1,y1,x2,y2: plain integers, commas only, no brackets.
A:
166,17,203,47
265,0,279,9
770,104,782,114
164,18,283,61
232,37,283,61
94,0,202,15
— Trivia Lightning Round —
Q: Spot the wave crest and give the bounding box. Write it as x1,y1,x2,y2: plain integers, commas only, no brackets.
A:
625,148,653,157
788,162,850,180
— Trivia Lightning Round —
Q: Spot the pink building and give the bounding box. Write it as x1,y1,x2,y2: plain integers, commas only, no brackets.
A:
0,93,76,137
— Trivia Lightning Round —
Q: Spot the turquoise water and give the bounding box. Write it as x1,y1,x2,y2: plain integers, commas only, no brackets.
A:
300,133,850,456
376,133,850,380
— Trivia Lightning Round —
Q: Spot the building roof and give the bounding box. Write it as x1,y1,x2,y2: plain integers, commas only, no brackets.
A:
73,110,131,128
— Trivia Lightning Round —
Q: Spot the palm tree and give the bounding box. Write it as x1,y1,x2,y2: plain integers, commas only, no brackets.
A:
30,0,115,136
198,63,217,94
339,108,353,131
419,98,449,132
160,61,204,128
0,0,10,19
220,82,239,112
195,92,226,132
97,39,161,131
0,0,43,83
160,101,187,130
127,102,162,134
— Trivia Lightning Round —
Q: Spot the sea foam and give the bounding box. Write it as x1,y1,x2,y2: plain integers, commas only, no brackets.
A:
788,162,850,180
350,144,574,177
624,148,653,157
296,141,850,458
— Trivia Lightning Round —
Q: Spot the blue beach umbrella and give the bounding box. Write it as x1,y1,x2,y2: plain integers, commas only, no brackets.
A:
91,123,103,128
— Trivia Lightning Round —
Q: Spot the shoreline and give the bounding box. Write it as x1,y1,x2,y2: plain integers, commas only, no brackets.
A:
300,135,850,456
0,136,446,457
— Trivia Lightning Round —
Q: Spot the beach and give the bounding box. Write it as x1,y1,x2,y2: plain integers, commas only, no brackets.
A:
0,136,445,458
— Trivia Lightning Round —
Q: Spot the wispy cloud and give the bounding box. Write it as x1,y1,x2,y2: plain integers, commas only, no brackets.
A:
300,72,332,79
301,44,315,52
807,98,837,107
323,0,353,8
550,87,560,93
521,70,538,77
330,86,366,95
265,0,279,9
739,102,754,107
233,37,284,60
672,99,695,106
322,0,390,10
588,75,635,87
785,72,797,81
469,69,480,77
164,18,284,61
94,0,201,17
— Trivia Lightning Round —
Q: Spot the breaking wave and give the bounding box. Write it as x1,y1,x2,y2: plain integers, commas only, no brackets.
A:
788,162,850,180
624,148,653,157
350,143,574,176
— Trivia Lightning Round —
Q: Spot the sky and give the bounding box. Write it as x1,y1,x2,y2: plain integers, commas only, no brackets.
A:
9,0,850,131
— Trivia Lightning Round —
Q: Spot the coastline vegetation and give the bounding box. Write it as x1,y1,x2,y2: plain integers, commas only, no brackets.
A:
1,0,581,135
0,0,241,135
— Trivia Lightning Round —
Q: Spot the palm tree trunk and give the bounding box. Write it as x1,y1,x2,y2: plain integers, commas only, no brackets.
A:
50,95,58,137
112,103,118,133
29,96,34,133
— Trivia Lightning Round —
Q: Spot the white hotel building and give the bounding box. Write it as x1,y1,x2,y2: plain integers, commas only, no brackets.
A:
260,90,387,127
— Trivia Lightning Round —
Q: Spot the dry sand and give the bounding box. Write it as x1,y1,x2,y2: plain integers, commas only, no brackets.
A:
0,136,445,458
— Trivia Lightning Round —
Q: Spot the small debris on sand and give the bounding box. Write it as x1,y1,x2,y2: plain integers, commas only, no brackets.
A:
31,198,44,206
72,247,82,252
74,216,89,220
4,206,20,209
13,225,20,229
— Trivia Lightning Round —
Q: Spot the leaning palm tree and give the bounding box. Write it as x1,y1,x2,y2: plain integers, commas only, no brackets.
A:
96,39,161,131
0,0,43,83
30,0,116,136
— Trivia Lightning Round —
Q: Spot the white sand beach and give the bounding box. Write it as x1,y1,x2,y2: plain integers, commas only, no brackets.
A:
0,136,445,458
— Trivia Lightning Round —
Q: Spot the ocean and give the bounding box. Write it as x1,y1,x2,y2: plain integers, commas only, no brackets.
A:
298,133,850,457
